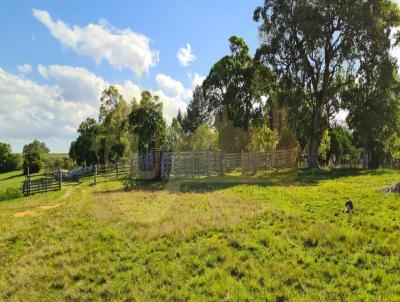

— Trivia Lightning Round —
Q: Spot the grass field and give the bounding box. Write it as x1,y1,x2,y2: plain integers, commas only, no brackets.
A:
1,168,400,301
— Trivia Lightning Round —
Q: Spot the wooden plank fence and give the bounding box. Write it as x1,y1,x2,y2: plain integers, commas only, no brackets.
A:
91,148,298,183
20,149,297,195
22,174,61,196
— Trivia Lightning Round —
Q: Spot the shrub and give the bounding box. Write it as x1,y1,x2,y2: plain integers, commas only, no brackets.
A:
0,187,22,202
3,154,21,172
0,143,20,172
24,160,42,174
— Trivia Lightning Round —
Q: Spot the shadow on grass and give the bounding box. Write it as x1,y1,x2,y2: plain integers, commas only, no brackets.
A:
0,173,24,182
93,168,394,194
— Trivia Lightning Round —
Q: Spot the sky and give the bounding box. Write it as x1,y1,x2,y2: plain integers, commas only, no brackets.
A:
0,0,262,152
2,1,400,153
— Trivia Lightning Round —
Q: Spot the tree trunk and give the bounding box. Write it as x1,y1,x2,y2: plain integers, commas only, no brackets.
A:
362,134,368,169
308,104,321,168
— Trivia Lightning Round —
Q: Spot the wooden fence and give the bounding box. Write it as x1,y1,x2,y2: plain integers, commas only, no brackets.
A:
90,149,298,183
22,175,61,196
160,149,297,178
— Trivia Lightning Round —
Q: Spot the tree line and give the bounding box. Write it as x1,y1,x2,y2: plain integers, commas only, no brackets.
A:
2,0,400,173
67,0,400,169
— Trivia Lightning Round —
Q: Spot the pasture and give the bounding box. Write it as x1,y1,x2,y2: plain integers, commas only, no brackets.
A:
0,169,400,301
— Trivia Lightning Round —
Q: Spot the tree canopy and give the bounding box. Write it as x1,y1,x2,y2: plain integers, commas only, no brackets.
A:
254,0,400,167
128,91,166,153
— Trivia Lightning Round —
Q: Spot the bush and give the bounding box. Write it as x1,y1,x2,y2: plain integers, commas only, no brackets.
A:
0,187,22,202
3,154,21,172
0,143,20,173
23,160,42,174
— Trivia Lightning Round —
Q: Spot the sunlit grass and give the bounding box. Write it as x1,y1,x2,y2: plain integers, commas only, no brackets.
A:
0,168,400,300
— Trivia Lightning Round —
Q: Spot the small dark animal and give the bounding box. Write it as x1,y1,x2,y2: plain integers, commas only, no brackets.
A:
344,201,353,213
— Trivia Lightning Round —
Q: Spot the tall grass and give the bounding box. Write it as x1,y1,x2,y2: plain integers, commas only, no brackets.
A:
0,186,22,201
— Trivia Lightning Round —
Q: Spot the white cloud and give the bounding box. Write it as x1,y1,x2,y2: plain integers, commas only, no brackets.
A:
188,72,206,88
17,64,32,74
38,65,108,105
153,90,188,124
114,80,142,102
177,43,196,67
0,63,194,151
38,64,48,79
0,65,147,152
156,73,187,96
0,67,96,151
33,9,159,75
154,73,195,123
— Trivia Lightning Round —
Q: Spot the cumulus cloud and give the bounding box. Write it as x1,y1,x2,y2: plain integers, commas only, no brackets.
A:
177,43,196,67
154,73,197,123
38,65,107,105
17,64,32,74
1,62,197,151
156,74,186,96
33,9,159,75
0,67,96,151
188,72,206,88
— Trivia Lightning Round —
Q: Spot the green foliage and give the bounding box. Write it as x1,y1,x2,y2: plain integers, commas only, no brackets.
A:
385,133,400,160
128,91,166,153
69,118,104,166
203,36,273,130
182,85,213,134
328,127,358,162
254,0,400,167
190,124,219,151
0,143,20,173
276,128,299,151
70,86,135,166
22,139,49,174
167,118,190,152
248,124,278,152
99,86,124,123
343,59,400,168
318,129,331,162
214,107,250,153
43,155,74,171
0,186,22,202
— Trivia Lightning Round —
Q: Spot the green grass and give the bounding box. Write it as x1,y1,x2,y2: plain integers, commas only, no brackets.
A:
0,168,400,301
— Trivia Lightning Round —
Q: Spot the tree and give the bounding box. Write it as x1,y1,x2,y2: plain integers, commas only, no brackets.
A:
167,117,189,152
214,107,250,153
69,118,104,166
341,2,400,168
23,139,49,174
0,143,20,173
190,124,219,151
318,129,331,164
182,85,213,133
128,91,166,153
248,124,278,152
203,36,273,130
328,127,358,164
99,86,124,123
253,0,399,167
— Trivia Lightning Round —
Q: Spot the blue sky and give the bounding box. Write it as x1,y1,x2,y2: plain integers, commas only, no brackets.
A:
0,0,262,152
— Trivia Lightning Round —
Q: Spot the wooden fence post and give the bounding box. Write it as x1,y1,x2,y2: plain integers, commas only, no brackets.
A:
58,167,62,190
220,152,225,176
192,152,195,178
116,162,119,180
207,151,210,177
94,165,97,186
27,166,31,196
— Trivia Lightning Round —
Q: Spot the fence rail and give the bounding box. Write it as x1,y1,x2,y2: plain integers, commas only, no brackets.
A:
20,149,299,195
22,176,61,196
90,149,299,182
